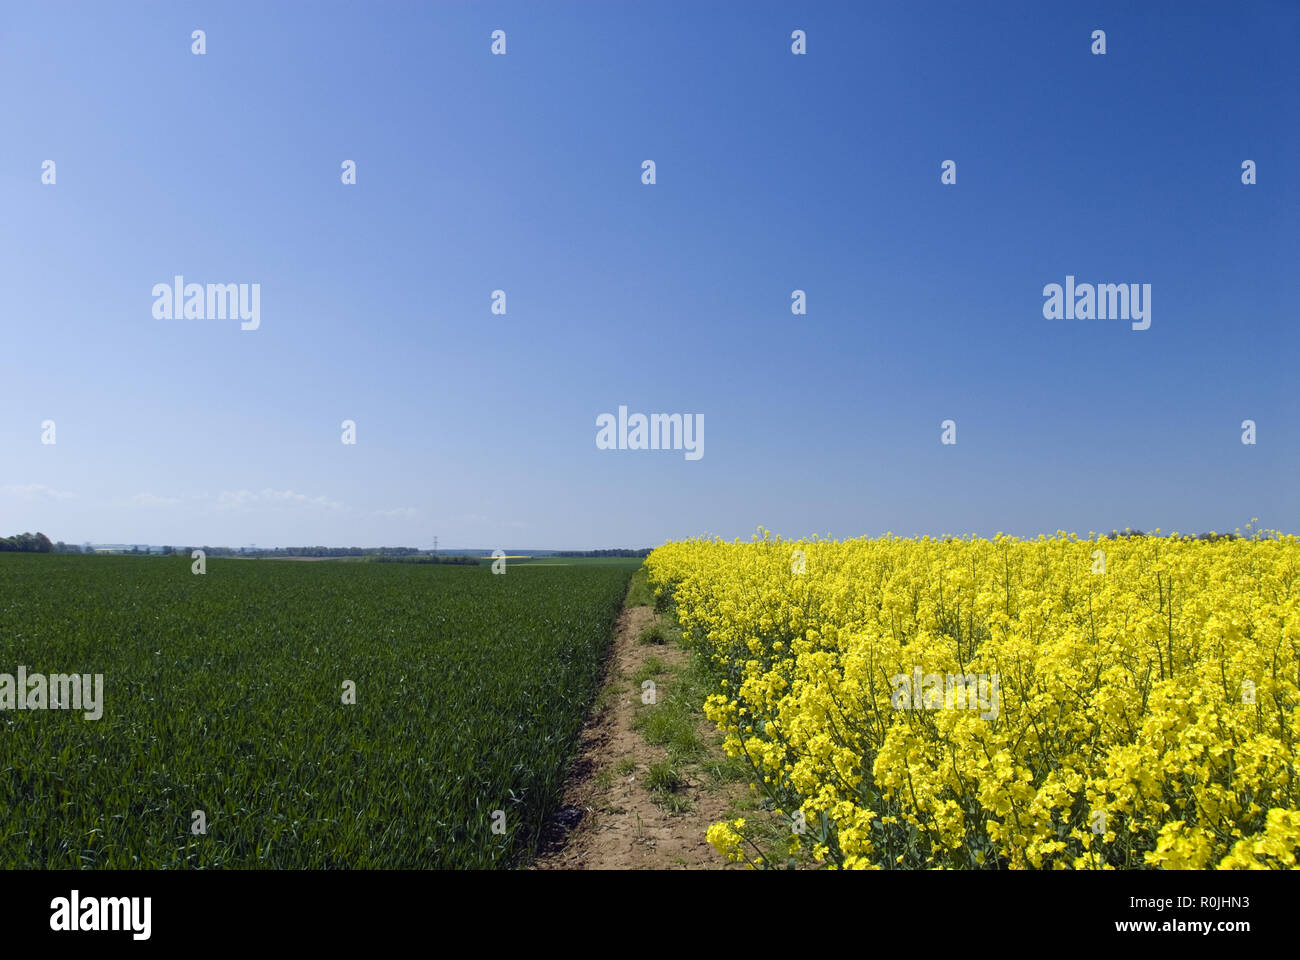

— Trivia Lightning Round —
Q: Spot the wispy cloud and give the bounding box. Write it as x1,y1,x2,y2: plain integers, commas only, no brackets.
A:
9,484,421,525
216,488,345,511
0,483,77,501
375,507,419,518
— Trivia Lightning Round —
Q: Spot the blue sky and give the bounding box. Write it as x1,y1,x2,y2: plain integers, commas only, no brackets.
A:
2,1,1296,548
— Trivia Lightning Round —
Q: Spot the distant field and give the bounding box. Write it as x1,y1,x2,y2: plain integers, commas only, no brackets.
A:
367,554,646,568
0,554,635,868
486,556,646,567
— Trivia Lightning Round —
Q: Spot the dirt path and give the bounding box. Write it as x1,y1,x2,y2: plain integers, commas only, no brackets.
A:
530,601,749,869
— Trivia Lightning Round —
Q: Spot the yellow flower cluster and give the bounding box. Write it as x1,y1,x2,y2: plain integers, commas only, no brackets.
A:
646,527,1300,869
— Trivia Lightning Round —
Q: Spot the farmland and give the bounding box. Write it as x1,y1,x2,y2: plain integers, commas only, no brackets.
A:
0,554,634,868
647,531,1300,869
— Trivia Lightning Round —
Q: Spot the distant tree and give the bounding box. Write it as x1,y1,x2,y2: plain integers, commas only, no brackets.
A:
0,532,54,553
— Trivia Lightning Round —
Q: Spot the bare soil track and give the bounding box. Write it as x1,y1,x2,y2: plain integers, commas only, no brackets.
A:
530,603,747,870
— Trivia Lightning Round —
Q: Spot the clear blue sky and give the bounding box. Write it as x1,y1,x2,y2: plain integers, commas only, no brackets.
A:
2,1,1296,549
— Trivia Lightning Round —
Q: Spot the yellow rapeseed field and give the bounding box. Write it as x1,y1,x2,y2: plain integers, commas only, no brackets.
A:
645,527,1300,869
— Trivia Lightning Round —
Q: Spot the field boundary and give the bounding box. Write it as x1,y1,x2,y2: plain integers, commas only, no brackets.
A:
529,569,792,870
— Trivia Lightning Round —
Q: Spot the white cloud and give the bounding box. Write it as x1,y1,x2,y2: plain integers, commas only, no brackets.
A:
375,507,418,518
216,488,345,511
0,483,77,501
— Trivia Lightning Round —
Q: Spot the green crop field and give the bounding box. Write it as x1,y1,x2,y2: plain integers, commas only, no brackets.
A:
0,554,634,868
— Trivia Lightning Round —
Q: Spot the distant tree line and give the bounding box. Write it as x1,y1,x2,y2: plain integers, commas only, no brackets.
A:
2,534,148,553
552,548,652,558
243,546,363,557
1104,531,1242,541
172,546,425,558
2,534,1255,559
373,554,480,565
0,538,437,557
